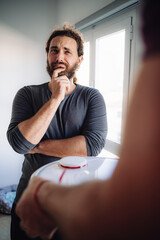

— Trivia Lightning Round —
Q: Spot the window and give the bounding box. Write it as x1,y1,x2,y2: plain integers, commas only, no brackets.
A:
77,3,140,157
95,29,125,145
77,41,90,86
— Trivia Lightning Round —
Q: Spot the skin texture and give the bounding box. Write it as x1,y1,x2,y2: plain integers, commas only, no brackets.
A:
18,36,87,157
16,55,160,240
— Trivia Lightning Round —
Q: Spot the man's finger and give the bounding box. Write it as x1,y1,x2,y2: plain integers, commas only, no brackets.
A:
52,67,65,78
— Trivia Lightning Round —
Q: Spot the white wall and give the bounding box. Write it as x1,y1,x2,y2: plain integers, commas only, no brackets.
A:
0,0,57,187
0,0,116,188
56,0,115,25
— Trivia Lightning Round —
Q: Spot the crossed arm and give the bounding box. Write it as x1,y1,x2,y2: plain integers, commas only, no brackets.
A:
29,136,87,157
18,95,87,157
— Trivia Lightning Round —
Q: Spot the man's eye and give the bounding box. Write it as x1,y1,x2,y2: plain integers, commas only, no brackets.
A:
65,51,71,54
50,49,58,54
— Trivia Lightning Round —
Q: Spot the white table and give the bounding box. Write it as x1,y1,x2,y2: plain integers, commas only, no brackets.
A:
33,156,118,186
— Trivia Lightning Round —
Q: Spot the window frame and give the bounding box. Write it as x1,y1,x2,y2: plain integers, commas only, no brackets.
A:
76,2,141,156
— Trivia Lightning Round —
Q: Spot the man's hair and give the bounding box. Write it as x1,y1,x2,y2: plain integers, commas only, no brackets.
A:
45,24,84,57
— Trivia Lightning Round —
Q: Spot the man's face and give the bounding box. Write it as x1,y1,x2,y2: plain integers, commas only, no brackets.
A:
47,36,83,79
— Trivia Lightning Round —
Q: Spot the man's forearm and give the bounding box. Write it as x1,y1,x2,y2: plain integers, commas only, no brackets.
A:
30,135,88,157
18,98,61,145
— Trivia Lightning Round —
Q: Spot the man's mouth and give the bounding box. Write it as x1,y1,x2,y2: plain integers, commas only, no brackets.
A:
52,63,67,70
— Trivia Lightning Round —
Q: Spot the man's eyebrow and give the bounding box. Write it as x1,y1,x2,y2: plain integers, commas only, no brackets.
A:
64,47,72,51
50,46,72,51
50,46,58,49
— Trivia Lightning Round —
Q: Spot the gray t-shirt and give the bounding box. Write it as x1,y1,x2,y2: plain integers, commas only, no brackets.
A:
7,82,107,202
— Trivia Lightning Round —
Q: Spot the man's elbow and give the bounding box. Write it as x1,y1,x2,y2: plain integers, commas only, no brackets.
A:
86,135,106,156
7,132,35,155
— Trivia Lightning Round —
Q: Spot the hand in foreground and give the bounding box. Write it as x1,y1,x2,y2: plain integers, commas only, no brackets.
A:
16,176,57,240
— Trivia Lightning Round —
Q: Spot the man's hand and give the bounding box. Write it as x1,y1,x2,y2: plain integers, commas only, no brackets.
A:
50,68,70,102
16,177,57,239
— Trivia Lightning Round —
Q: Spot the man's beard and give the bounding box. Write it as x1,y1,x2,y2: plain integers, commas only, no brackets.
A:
46,60,79,80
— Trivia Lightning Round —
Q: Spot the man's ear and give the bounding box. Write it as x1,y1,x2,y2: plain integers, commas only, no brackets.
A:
78,55,83,66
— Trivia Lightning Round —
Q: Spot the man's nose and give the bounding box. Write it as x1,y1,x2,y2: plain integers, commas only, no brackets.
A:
56,51,64,62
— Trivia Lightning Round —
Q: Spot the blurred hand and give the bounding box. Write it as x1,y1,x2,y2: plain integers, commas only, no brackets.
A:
16,176,57,239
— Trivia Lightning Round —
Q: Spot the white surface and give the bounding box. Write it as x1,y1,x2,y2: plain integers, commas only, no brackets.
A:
59,156,87,168
33,156,118,186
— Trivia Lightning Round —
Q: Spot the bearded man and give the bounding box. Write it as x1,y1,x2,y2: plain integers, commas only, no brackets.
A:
7,24,107,240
